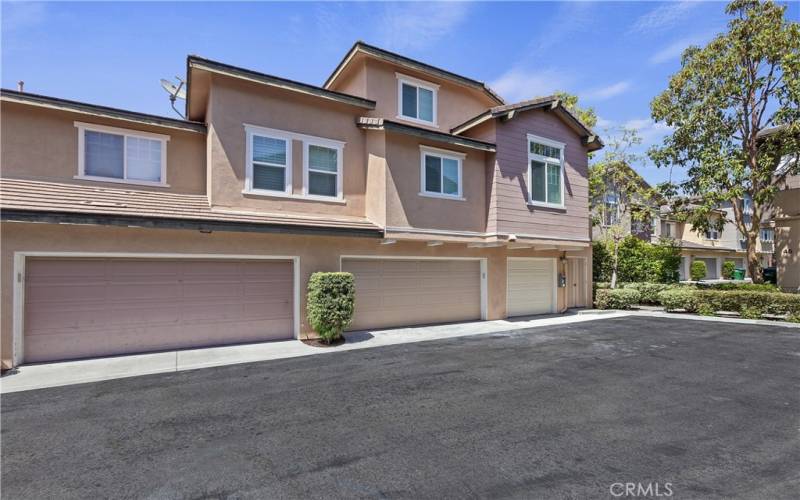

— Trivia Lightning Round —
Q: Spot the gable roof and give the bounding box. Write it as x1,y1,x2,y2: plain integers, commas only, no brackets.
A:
0,89,206,133
356,117,496,152
450,95,604,152
187,55,376,112
324,41,505,105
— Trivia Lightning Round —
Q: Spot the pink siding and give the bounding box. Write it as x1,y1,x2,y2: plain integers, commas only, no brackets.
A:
24,258,294,363
490,109,590,240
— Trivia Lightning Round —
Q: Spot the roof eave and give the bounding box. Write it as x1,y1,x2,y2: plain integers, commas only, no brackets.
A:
357,118,496,152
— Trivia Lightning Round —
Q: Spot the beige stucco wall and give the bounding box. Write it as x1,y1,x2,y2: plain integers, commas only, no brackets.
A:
775,217,800,290
0,102,207,194
205,75,368,217
0,221,589,369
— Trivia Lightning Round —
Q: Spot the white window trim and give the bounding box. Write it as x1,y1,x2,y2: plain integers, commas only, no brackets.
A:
244,125,293,196
396,72,439,128
74,121,169,187
527,133,565,209
243,124,347,201
705,229,720,241
419,145,465,201
760,228,774,242
303,139,344,200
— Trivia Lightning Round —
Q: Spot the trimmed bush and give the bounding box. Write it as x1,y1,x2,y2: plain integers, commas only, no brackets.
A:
306,272,355,343
697,303,716,316
621,282,676,304
595,288,641,310
658,288,698,312
722,261,736,280
592,236,681,283
739,306,763,320
697,282,779,292
690,261,707,281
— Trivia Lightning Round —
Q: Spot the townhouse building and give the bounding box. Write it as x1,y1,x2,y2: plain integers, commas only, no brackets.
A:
0,42,602,369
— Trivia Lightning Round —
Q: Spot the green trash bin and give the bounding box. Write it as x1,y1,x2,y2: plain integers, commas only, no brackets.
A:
732,268,746,281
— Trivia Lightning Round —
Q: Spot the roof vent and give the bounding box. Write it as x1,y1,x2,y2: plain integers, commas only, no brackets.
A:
17,81,24,92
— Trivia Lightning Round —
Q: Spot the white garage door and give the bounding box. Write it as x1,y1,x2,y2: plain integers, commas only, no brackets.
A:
23,258,294,363
342,258,482,331
507,258,556,317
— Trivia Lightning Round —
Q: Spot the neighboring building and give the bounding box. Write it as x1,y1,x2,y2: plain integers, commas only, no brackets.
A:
590,163,659,242
773,174,800,291
654,198,774,280
0,41,603,369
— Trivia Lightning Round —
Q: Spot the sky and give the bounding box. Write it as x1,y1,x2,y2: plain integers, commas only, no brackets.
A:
3,1,796,186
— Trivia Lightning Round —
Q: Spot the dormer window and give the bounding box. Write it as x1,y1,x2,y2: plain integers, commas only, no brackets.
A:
397,73,438,126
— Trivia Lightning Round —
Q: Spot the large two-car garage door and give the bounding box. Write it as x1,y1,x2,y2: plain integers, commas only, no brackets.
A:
23,258,295,363
342,258,483,331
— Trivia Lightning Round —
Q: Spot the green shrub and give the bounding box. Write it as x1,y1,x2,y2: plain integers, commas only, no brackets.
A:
698,282,779,292
620,282,674,304
592,236,681,284
592,241,613,282
690,261,707,281
306,272,355,343
658,288,698,312
595,288,641,310
696,303,716,316
739,306,763,320
787,313,800,323
722,261,736,280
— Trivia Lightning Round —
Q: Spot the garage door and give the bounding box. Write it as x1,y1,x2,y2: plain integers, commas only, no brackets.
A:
507,258,556,317
342,258,482,331
23,258,294,363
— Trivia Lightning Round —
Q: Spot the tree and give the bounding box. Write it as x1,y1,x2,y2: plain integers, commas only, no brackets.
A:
555,91,598,129
649,0,800,283
589,128,659,288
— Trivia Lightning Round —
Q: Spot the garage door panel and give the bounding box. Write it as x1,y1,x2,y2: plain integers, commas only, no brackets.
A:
507,259,555,317
343,258,481,331
24,258,294,363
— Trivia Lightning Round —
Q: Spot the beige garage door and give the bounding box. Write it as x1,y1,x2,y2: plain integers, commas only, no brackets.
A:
342,258,482,331
507,258,556,317
23,258,294,363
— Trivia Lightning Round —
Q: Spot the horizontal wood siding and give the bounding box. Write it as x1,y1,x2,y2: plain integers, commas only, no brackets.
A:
491,110,590,240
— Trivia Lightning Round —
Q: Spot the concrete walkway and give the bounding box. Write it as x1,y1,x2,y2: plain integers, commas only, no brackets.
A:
0,311,627,393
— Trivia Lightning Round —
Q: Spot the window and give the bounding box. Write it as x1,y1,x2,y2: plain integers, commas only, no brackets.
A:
397,73,438,126
527,134,564,207
420,147,463,199
663,222,675,238
761,228,774,242
76,122,168,186
705,228,720,240
304,141,343,199
603,192,619,226
246,127,292,194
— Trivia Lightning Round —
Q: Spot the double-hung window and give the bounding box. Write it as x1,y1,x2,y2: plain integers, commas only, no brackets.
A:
705,228,720,240
304,140,343,199
420,147,463,199
397,73,438,126
603,191,619,226
527,134,564,207
760,228,774,242
76,122,168,186
245,126,292,194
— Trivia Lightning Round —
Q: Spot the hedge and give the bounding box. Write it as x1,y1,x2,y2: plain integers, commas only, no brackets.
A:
696,282,779,292
657,288,800,318
595,288,641,310
620,282,681,304
306,272,355,343
690,261,707,281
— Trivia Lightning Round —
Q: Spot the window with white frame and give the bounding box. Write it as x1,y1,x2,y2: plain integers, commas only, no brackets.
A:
705,228,720,240
761,228,774,242
76,122,168,185
420,147,463,199
246,127,292,194
527,135,564,207
397,73,437,125
603,191,619,226
304,141,343,199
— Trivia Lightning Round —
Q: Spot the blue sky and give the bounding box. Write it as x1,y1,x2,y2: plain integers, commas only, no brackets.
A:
4,1,788,186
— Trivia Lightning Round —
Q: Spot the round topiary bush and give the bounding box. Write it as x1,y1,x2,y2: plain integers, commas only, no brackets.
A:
595,288,641,310
306,272,355,344
690,261,707,281
722,261,736,280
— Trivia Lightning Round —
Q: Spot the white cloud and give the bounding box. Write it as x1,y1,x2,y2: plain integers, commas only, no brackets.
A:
490,67,572,103
624,118,674,144
595,116,616,129
630,1,700,34
649,34,710,65
378,2,471,52
583,80,632,101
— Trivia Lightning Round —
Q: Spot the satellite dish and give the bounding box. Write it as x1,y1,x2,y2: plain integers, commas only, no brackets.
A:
160,77,186,118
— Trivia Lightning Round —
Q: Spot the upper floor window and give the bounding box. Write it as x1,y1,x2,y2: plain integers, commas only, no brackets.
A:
76,122,168,186
603,192,619,226
761,228,774,242
420,146,463,200
246,127,292,194
527,134,564,208
663,221,675,238
705,228,720,240
304,141,343,199
397,73,438,126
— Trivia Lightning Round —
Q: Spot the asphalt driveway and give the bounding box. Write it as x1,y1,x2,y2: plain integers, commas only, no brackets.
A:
2,316,799,499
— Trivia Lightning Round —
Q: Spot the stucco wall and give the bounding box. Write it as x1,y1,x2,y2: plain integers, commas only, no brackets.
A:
0,102,206,194
775,217,800,290
0,221,589,369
